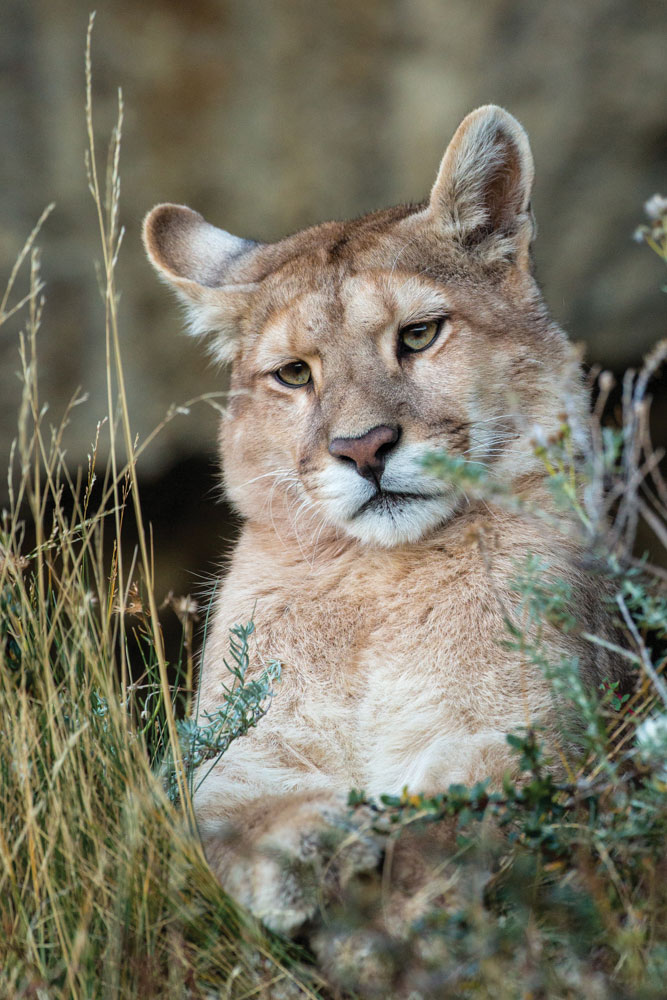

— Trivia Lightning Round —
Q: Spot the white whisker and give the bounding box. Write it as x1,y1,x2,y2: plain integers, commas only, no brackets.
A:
235,467,293,491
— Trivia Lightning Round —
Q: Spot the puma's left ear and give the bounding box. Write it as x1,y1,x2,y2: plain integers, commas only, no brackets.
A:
428,105,535,268
143,203,261,362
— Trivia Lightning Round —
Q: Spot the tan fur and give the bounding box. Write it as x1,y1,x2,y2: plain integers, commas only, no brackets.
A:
144,107,620,944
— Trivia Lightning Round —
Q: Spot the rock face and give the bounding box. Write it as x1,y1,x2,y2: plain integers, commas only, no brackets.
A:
1,0,666,479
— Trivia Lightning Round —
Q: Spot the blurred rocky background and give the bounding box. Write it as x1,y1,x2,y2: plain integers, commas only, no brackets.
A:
1,0,666,602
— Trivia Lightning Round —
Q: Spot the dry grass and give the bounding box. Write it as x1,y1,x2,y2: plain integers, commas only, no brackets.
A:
0,17,320,999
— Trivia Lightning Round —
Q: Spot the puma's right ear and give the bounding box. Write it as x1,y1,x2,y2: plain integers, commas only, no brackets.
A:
143,204,261,360
428,105,535,268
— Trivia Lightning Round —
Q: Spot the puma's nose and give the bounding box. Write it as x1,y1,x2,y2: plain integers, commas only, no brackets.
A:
328,425,400,484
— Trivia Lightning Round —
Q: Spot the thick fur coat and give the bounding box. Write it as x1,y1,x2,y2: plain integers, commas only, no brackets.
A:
144,107,622,946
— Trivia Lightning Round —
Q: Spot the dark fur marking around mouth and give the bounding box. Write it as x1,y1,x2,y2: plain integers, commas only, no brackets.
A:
355,490,444,517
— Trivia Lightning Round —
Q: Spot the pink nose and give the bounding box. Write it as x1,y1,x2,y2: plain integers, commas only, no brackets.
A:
328,425,400,483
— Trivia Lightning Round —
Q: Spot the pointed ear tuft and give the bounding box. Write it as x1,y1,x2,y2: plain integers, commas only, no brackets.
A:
429,105,535,266
143,204,261,361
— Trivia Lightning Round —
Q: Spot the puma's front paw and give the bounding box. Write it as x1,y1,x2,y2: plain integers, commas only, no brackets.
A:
203,795,383,935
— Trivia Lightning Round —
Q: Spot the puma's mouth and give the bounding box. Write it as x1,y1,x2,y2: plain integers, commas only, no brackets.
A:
355,490,446,517
343,487,461,546
316,454,462,546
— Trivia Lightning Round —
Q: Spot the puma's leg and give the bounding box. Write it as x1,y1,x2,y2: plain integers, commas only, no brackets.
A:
200,791,383,935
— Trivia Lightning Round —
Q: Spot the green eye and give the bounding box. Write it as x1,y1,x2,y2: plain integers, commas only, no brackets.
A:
274,361,312,387
399,319,443,354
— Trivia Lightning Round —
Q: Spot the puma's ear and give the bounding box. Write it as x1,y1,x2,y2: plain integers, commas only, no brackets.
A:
143,204,260,361
428,105,535,268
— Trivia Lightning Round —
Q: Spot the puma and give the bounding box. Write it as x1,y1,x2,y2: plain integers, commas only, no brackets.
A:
144,106,622,964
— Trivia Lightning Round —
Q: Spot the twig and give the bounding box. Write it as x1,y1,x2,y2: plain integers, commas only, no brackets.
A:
616,593,667,707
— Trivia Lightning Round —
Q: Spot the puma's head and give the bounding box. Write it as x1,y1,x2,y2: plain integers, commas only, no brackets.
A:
144,105,586,548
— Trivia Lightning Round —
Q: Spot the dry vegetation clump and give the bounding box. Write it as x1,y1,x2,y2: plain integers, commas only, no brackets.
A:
0,20,320,999
1,19,666,999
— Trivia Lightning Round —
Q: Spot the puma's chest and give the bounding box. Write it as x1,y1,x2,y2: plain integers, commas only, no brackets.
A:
202,534,509,715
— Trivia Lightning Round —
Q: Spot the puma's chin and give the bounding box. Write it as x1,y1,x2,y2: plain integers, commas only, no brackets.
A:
342,492,460,548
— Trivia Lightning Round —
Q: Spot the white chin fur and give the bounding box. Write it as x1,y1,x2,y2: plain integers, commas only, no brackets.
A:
344,493,460,547
315,450,461,547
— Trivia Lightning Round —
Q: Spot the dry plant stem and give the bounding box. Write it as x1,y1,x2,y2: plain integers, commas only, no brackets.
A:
616,593,667,708
26,254,47,658
84,14,127,702
603,341,667,559
0,203,54,324
84,15,191,816
638,497,667,554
